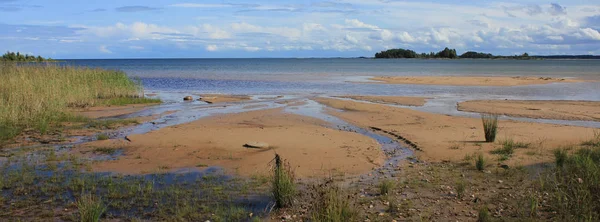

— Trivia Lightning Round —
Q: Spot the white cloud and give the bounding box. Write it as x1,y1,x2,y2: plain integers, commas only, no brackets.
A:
578,28,600,40
206,44,218,51
99,45,112,53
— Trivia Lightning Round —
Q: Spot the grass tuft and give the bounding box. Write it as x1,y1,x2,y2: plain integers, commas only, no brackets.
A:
553,148,568,168
581,130,600,147
96,134,109,141
477,207,491,222
481,114,499,142
271,154,296,208
77,193,106,222
378,179,395,196
310,179,358,222
455,180,466,199
476,153,486,171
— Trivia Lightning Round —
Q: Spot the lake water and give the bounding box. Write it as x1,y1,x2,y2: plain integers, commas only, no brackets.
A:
63,58,600,102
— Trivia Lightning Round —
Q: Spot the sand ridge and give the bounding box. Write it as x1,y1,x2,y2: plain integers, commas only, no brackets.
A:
458,100,600,121
315,97,597,166
368,76,583,86
81,108,385,178
335,95,428,106
198,94,251,103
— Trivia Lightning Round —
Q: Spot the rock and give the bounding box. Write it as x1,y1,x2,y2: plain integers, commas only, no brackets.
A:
183,96,193,101
243,142,270,149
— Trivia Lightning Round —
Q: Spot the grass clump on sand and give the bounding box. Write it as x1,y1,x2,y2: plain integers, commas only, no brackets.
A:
310,179,358,222
544,144,600,221
0,62,159,142
77,193,106,222
378,179,395,196
481,114,498,142
271,154,296,208
476,153,486,171
581,130,600,147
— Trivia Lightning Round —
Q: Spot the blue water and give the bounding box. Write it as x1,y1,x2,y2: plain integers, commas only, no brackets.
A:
62,58,600,101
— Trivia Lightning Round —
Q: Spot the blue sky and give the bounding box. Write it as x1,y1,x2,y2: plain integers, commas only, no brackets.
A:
1,0,599,59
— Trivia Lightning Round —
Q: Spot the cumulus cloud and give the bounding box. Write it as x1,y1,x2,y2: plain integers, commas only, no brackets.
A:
548,3,567,16
206,44,218,51
115,6,160,12
99,45,112,53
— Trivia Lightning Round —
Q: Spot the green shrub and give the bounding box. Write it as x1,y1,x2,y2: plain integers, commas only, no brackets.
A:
481,114,498,142
271,154,296,208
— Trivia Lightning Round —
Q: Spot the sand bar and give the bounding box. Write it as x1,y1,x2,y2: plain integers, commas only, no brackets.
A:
81,108,384,178
335,95,428,106
369,76,583,86
74,103,159,119
198,94,251,103
315,97,597,166
458,100,600,121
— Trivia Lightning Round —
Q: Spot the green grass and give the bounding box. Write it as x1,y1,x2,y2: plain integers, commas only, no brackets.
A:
96,134,109,141
93,147,117,155
455,180,466,199
0,62,158,142
310,179,358,222
481,114,499,142
553,148,568,168
77,193,106,222
271,154,296,208
378,179,395,195
100,97,161,106
581,130,600,147
476,153,486,171
477,207,491,222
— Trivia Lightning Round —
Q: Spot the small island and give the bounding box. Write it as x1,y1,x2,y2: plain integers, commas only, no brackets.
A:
1,51,54,62
373,48,600,60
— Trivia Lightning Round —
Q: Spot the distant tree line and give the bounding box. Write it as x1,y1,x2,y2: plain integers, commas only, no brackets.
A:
375,47,458,59
375,48,536,60
1,51,53,62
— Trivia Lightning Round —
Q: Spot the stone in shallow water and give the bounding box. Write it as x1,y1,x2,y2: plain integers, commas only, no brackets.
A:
243,142,270,149
183,96,193,101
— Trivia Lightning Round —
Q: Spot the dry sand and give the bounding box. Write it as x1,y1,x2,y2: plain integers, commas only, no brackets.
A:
198,94,251,103
369,76,583,86
315,97,597,166
336,95,428,106
80,108,384,178
458,100,600,121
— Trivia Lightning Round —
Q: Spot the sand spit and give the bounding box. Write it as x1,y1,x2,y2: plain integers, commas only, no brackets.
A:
315,97,596,166
368,76,583,86
458,100,600,121
335,95,428,106
82,108,385,178
198,94,251,103
75,103,159,119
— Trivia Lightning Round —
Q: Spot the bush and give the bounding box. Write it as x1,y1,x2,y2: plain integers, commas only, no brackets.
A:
481,114,498,142
271,154,296,208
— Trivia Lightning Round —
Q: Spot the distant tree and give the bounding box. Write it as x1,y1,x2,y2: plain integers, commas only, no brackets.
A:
460,51,494,59
1,51,51,62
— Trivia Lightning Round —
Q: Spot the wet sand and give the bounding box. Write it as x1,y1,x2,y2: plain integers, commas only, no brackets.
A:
82,108,384,178
74,103,159,119
458,100,600,121
335,95,428,106
315,97,596,166
369,76,583,86
198,94,251,103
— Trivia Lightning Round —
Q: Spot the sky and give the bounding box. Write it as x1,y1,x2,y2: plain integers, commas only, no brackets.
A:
1,0,599,59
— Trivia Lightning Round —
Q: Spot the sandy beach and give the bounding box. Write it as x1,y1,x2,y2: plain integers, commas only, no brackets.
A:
458,100,600,121
81,108,384,178
369,76,583,86
335,95,428,106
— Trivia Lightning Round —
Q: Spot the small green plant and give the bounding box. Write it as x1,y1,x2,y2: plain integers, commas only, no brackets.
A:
553,148,568,168
529,194,538,217
476,153,486,171
310,179,358,222
96,134,109,140
477,207,491,222
93,147,117,155
272,154,296,208
378,179,395,195
481,114,499,142
455,180,466,199
77,193,106,222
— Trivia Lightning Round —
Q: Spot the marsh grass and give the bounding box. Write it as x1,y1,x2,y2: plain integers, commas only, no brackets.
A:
481,114,499,142
545,145,600,221
310,179,358,222
77,193,106,222
271,154,296,208
378,179,395,195
0,63,157,142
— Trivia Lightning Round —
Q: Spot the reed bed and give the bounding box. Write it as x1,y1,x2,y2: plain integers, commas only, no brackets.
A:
0,62,157,139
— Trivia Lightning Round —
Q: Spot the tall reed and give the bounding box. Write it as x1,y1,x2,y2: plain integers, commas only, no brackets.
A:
271,154,296,208
481,114,498,142
0,62,154,139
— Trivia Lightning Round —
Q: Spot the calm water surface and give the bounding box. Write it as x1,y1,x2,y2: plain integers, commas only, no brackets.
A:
63,58,600,101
